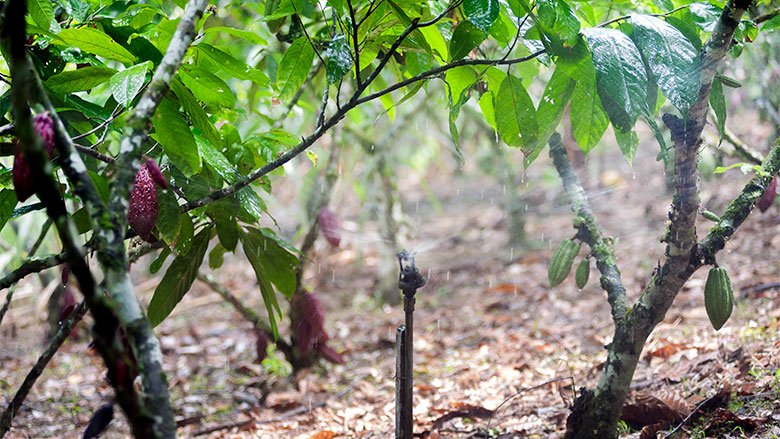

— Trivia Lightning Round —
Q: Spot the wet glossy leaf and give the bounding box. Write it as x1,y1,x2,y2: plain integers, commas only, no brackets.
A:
56,28,136,64
45,67,116,94
464,0,499,34
152,98,202,177
629,14,700,112
276,37,315,101
495,74,538,150
110,61,152,107
583,28,648,131
325,35,353,84
450,21,486,61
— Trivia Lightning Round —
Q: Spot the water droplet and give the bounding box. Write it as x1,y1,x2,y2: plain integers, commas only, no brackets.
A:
446,271,451,281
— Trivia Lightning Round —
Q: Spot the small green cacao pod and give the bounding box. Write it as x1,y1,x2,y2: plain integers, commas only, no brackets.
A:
702,210,721,222
575,258,590,289
548,239,580,287
704,267,734,331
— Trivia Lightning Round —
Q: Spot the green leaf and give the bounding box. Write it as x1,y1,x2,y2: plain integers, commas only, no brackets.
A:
275,37,315,101
156,189,182,246
629,14,700,112
148,226,211,327
152,98,202,177
614,127,639,163
208,242,226,269
213,208,239,251
582,28,648,131
325,34,353,84
149,246,172,275
179,66,237,109
236,188,266,221
110,61,152,108
203,26,268,46
537,0,581,50
449,21,486,61
195,135,241,184
175,214,195,256
495,74,538,150
29,0,60,33
566,53,609,152
197,44,269,86
536,64,575,150
444,66,477,104
44,67,116,94
0,190,17,232
710,76,726,140
172,80,221,148
464,0,499,34
242,227,299,337
55,28,136,64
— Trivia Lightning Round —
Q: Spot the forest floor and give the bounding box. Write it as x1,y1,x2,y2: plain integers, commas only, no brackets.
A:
3,117,780,438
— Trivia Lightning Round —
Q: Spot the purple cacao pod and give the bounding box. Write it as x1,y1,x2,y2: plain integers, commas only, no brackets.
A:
318,207,341,247
145,158,168,189
757,176,778,213
127,165,158,242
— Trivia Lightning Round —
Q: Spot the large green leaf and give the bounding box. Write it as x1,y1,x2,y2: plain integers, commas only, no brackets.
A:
582,28,648,131
242,227,299,337
629,14,700,112
171,80,221,148
56,28,136,64
0,190,17,232
275,37,315,101
464,0,499,33
110,61,152,107
203,26,268,46
495,74,538,150
537,0,581,51
29,0,60,33
197,44,269,86
45,67,116,94
565,53,609,152
450,21,486,61
156,189,182,247
444,66,477,104
536,64,575,150
325,35,353,84
614,126,639,163
148,226,211,327
179,66,237,109
152,98,202,177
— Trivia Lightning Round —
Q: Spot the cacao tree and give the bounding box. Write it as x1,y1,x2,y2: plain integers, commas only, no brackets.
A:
0,0,778,437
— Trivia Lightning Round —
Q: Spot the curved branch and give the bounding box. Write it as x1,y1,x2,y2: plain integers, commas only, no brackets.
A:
180,49,543,212
548,133,629,322
0,302,88,436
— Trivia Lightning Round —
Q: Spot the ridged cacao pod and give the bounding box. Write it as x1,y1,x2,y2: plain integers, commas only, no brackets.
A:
704,267,734,331
548,239,580,287
12,113,57,202
757,176,778,213
318,207,341,247
575,258,590,289
145,158,168,189
127,165,158,242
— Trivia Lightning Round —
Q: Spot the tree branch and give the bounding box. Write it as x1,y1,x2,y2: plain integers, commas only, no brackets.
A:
548,133,629,322
2,1,153,436
180,44,542,213
0,301,88,436
699,139,780,259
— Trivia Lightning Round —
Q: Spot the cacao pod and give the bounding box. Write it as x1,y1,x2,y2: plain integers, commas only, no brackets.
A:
61,265,69,285
702,210,721,222
548,239,580,287
704,267,734,331
757,176,778,213
256,330,269,363
12,113,56,201
12,146,34,201
290,291,325,356
83,403,114,439
318,207,341,247
59,286,77,323
145,158,169,189
127,164,158,242
575,258,590,289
